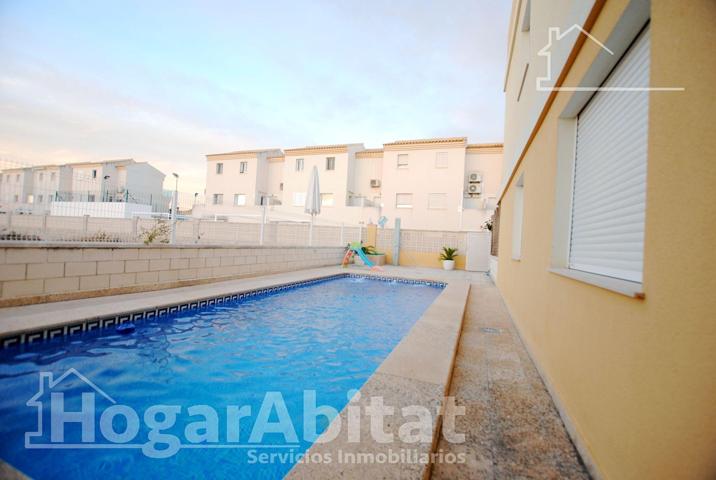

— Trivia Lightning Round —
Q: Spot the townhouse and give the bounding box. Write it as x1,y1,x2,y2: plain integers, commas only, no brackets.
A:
0,159,166,213
496,1,715,479
200,137,503,231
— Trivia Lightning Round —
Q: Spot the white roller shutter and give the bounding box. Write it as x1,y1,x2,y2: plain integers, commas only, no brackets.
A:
569,26,650,283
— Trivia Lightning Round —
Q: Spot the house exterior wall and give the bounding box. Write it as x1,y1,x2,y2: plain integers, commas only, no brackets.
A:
265,158,285,204
497,1,716,479
200,140,503,232
0,168,33,207
123,163,166,204
380,141,468,231
204,150,282,210
281,147,355,216
1,160,165,211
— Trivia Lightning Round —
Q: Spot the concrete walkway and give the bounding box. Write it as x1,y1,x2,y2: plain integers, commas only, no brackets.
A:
431,277,589,479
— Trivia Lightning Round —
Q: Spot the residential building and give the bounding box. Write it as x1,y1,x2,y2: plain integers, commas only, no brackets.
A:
198,137,503,231
0,167,34,211
496,1,715,479
0,159,166,213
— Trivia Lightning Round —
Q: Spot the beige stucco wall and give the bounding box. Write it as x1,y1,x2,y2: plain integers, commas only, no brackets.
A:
497,1,716,479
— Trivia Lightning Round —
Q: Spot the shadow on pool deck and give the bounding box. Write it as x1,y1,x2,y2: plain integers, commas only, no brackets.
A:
431,276,589,480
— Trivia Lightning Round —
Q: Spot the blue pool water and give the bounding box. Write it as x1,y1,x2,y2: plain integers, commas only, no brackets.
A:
0,276,442,479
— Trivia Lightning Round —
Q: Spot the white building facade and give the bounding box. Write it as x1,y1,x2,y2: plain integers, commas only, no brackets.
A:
198,137,503,231
0,159,166,215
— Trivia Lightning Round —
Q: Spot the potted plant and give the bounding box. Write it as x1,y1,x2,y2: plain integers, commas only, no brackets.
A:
440,246,458,270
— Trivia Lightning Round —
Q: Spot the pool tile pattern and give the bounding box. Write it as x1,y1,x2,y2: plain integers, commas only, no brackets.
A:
0,273,445,349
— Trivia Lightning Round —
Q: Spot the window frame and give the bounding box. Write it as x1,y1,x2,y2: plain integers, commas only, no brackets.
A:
326,157,335,171
239,162,248,174
548,13,650,298
215,163,224,175
397,154,409,169
511,174,525,261
212,193,224,205
233,193,247,206
295,158,304,172
320,193,335,207
395,193,413,209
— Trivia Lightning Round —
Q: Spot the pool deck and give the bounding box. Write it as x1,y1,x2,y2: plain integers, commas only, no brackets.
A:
0,265,588,479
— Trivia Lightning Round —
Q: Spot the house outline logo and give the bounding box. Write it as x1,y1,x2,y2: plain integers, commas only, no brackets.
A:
25,368,115,448
536,24,684,92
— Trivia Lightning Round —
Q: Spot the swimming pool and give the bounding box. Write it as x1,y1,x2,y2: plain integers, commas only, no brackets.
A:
0,275,443,479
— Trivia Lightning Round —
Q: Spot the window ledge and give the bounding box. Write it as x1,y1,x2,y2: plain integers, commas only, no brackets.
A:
549,267,645,299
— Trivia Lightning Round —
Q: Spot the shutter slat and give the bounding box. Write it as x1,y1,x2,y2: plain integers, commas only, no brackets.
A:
569,26,650,283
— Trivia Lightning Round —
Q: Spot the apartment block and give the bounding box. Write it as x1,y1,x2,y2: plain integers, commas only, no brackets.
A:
0,159,166,214
198,137,503,231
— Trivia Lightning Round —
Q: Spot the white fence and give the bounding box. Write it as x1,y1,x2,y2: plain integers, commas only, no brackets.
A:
0,212,364,247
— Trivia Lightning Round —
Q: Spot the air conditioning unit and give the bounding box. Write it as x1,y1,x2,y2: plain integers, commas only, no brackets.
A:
468,171,482,183
467,183,482,195
370,179,381,188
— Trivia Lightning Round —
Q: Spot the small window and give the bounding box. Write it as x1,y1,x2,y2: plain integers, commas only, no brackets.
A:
212,193,224,205
396,193,413,208
13,194,18,202
435,152,448,168
27,194,34,203
37,195,43,203
397,154,409,169
428,193,447,209
15,174,20,182
295,158,304,172
51,172,56,181
326,157,335,171
215,163,223,174
88,194,96,202
38,173,44,181
293,192,306,206
234,194,247,206
512,174,525,260
279,182,284,191
321,193,335,207
239,162,248,174
91,169,97,179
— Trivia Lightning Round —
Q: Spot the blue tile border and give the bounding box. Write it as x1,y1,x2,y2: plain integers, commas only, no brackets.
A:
0,273,445,350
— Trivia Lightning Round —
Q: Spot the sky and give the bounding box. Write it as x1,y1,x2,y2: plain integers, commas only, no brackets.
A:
0,0,511,193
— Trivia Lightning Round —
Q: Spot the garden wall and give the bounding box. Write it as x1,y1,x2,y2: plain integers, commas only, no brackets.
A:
0,244,345,306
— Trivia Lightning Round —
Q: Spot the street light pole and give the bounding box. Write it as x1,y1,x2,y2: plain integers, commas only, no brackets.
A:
170,173,179,244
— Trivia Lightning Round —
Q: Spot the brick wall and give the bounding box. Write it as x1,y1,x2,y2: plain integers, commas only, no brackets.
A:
0,244,345,305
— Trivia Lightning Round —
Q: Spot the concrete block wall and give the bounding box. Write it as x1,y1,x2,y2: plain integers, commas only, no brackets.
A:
0,244,345,305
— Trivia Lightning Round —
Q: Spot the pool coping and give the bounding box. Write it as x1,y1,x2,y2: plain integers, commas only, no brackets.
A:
286,271,470,479
0,267,445,348
0,266,470,479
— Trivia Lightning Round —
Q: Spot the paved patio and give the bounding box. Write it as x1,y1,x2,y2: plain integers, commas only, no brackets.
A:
429,270,589,479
